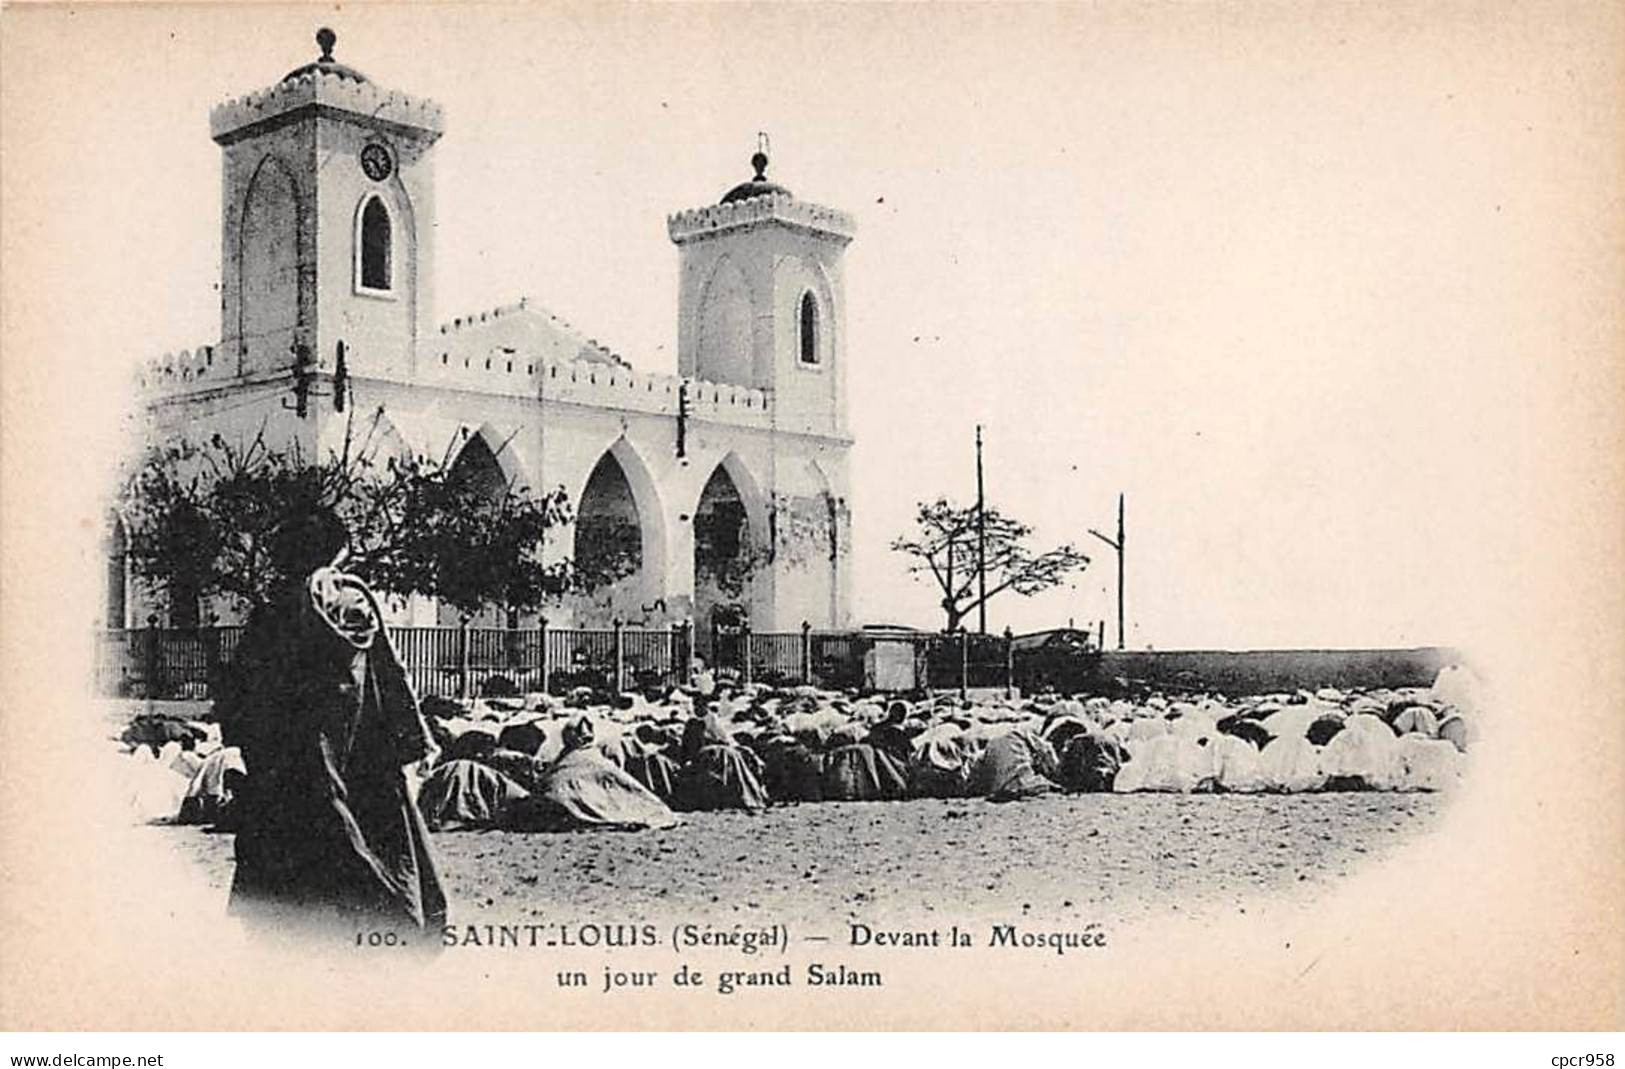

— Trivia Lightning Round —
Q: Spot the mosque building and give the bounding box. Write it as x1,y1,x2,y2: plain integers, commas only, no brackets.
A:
120,30,856,645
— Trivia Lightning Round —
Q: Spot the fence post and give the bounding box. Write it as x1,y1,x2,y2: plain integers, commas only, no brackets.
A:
538,616,550,697
143,614,161,701
679,620,694,687
203,621,222,700
800,620,813,684
505,615,522,669
613,618,626,694
1003,625,1015,699
668,621,680,691
457,616,470,700
741,619,754,688
959,629,969,701
918,635,929,693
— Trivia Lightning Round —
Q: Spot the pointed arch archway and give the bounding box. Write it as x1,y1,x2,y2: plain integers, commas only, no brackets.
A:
450,422,530,492
693,451,768,645
319,407,415,469
437,428,522,626
571,437,668,627
448,431,508,500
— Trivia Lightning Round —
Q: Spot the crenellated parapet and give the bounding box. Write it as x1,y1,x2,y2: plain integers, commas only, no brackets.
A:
437,298,534,334
437,297,628,370
422,345,775,429
667,193,855,246
137,344,225,396
211,67,444,145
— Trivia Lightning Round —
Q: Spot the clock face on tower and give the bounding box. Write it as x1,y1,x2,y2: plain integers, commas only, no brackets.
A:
360,143,394,182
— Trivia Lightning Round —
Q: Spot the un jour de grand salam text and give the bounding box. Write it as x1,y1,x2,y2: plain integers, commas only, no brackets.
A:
350,920,1108,993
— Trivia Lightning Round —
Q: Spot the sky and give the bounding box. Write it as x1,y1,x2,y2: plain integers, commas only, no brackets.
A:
4,2,1621,651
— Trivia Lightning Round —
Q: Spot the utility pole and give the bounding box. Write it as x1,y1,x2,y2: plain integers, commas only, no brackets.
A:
975,424,987,634
1089,492,1125,650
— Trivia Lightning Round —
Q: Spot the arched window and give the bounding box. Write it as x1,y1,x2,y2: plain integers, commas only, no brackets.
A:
799,291,820,364
358,196,392,292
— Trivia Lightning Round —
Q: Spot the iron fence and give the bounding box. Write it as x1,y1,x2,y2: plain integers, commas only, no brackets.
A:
95,622,695,701
96,620,1032,701
96,626,247,700
749,632,805,684
921,632,1012,692
809,632,864,691
708,625,1017,695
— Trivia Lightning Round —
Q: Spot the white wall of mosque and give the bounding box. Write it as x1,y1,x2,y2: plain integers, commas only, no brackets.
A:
133,371,852,635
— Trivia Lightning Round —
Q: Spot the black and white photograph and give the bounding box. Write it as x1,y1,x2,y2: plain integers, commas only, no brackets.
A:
1,0,1621,1037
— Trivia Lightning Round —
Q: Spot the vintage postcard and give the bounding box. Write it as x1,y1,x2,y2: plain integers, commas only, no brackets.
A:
0,1,1620,1032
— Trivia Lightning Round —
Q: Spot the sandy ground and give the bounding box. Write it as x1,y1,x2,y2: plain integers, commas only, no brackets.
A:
158,791,1445,928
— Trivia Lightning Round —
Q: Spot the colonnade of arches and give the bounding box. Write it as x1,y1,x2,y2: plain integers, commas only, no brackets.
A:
444,430,841,635
105,421,842,634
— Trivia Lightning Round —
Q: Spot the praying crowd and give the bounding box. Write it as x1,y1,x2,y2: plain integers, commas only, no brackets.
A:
113,663,1481,835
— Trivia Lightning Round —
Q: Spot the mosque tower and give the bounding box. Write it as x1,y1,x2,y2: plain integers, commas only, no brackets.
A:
210,28,443,385
668,141,855,441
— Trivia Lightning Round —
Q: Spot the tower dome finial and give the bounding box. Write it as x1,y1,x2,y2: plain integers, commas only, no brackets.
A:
752,131,770,180
720,132,791,204
281,27,367,84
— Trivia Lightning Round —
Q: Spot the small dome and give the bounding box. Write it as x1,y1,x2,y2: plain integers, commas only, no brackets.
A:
282,28,369,84
720,148,792,204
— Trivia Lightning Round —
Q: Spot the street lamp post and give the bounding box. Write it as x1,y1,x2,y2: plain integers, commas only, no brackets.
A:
1088,492,1125,651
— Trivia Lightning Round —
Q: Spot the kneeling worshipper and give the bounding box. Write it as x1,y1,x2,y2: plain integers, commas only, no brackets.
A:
864,702,918,766
969,727,1061,801
216,512,447,939
506,717,680,831
122,713,208,758
176,746,248,826
1055,730,1128,793
908,726,972,799
621,723,683,802
418,759,530,830
757,729,827,803
1257,733,1327,793
673,713,770,811
822,727,910,802
1395,734,1465,792
1206,731,1266,793
1319,715,1404,791
1112,733,1213,793
122,743,194,825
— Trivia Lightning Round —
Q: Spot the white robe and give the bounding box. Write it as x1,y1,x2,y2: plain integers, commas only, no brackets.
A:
1319,720,1403,789
1113,735,1212,793
1210,735,1265,792
1258,735,1327,793
1396,735,1464,791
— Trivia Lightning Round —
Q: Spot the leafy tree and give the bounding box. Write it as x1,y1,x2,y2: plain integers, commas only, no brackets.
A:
376,442,572,621
120,410,573,621
891,497,1089,632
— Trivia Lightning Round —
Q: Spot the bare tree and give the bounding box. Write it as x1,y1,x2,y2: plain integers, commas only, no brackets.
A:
891,498,1088,632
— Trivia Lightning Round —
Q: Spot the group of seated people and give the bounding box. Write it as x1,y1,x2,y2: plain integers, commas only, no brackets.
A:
415,692,1117,833
410,674,1473,832
133,671,1475,835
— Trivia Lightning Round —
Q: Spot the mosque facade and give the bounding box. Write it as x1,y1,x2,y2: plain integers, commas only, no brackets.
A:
126,32,856,643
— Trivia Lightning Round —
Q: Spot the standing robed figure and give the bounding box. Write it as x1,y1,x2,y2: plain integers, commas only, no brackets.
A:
216,512,447,937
